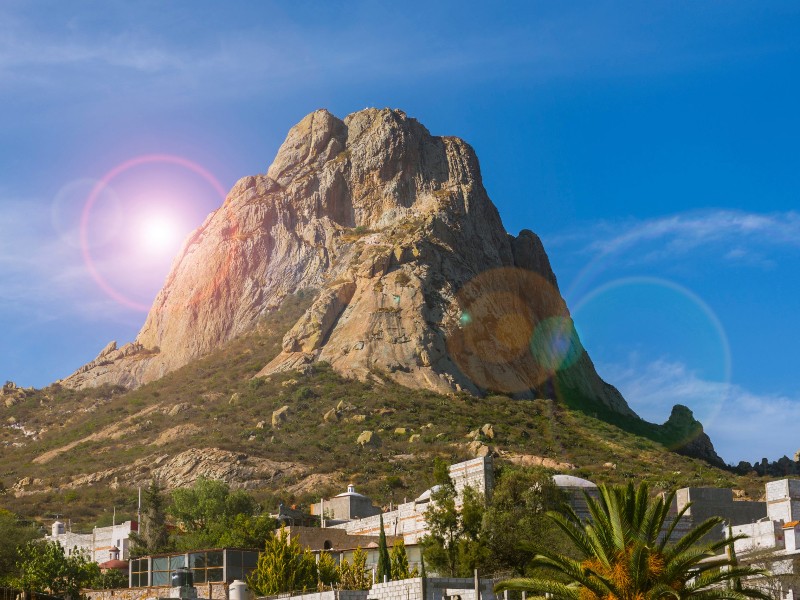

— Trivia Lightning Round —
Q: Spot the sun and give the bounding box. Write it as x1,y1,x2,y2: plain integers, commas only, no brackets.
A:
136,211,181,257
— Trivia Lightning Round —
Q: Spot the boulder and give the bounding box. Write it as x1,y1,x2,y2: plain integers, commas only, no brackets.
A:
480,424,495,439
357,431,380,447
323,408,339,423
272,405,290,427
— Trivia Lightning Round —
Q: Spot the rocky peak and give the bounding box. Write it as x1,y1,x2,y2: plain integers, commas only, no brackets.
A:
61,108,635,420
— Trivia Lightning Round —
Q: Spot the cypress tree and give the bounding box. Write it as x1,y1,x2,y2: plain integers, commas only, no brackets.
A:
376,513,391,583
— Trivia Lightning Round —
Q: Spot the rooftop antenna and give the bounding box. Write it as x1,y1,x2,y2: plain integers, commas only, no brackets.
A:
137,486,142,526
113,506,116,528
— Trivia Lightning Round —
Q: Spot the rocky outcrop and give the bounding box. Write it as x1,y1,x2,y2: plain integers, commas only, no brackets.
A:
661,405,724,467
61,107,636,418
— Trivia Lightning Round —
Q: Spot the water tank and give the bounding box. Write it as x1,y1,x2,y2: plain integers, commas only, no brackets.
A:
229,580,252,600
52,521,65,536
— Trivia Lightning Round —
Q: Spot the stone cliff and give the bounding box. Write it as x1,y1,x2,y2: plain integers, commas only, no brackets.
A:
62,108,636,417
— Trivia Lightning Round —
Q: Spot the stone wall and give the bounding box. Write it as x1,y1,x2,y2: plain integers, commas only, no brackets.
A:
84,582,228,600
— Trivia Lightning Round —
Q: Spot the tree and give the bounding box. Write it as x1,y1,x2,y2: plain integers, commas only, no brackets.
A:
421,479,486,577
480,468,570,576
318,551,340,589
339,547,371,590
0,509,40,584
14,541,101,599
130,479,171,556
377,513,391,583
495,482,772,600
170,477,257,531
247,527,317,595
390,539,411,580
169,477,270,550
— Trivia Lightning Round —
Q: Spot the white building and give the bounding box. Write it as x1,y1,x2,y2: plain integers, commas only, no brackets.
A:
47,519,138,563
729,479,800,600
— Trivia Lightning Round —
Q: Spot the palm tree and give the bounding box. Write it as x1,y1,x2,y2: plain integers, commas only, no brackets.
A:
496,482,771,600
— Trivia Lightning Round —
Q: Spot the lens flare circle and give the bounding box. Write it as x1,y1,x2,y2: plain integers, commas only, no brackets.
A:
571,276,731,449
448,267,582,394
80,154,227,312
52,178,122,249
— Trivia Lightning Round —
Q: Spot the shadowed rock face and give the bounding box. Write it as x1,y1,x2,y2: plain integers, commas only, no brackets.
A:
61,108,635,418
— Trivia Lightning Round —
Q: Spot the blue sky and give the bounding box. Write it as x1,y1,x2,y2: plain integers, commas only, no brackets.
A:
1,1,798,464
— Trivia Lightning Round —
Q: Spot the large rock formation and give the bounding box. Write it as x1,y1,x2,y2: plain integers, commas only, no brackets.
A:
62,108,635,417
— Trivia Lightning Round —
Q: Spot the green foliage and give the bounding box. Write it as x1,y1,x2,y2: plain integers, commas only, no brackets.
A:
0,509,41,584
170,478,273,550
339,547,371,590
13,540,101,598
0,289,773,527
248,527,317,595
318,551,340,588
376,513,391,583
170,477,254,531
495,482,772,600
89,567,128,590
421,476,486,577
130,480,171,556
390,539,411,580
480,468,571,576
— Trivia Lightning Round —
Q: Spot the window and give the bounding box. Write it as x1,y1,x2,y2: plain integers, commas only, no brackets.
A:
130,558,149,587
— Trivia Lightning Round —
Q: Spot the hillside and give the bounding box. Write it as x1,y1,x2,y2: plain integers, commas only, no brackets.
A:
0,291,764,529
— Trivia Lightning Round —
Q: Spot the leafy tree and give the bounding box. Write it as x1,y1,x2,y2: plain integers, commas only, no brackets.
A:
481,468,570,576
377,513,391,583
247,527,317,595
14,541,101,598
390,539,411,580
169,477,272,550
339,547,371,590
170,477,257,532
130,479,171,556
90,567,129,590
495,482,772,600
0,509,41,584
318,551,340,589
421,477,486,577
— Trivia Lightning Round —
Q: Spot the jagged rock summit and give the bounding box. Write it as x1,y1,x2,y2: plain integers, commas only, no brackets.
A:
63,108,634,417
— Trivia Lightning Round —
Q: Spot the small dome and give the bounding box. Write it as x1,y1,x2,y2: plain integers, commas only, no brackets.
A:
414,484,443,503
335,484,369,498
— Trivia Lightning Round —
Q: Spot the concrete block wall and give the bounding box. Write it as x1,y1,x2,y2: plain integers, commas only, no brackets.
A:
767,480,800,524
332,457,494,545
733,520,784,554
449,457,494,502
368,577,495,600
334,503,429,544
368,578,424,600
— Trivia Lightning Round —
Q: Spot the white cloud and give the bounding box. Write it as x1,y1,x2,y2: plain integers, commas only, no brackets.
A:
548,210,800,268
0,198,134,323
601,357,800,465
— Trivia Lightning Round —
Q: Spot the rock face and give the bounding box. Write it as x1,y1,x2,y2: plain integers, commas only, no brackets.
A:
662,405,724,467
62,108,635,417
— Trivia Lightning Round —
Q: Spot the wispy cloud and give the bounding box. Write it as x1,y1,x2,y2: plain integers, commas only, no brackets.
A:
0,198,137,323
601,357,800,465
548,210,800,268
